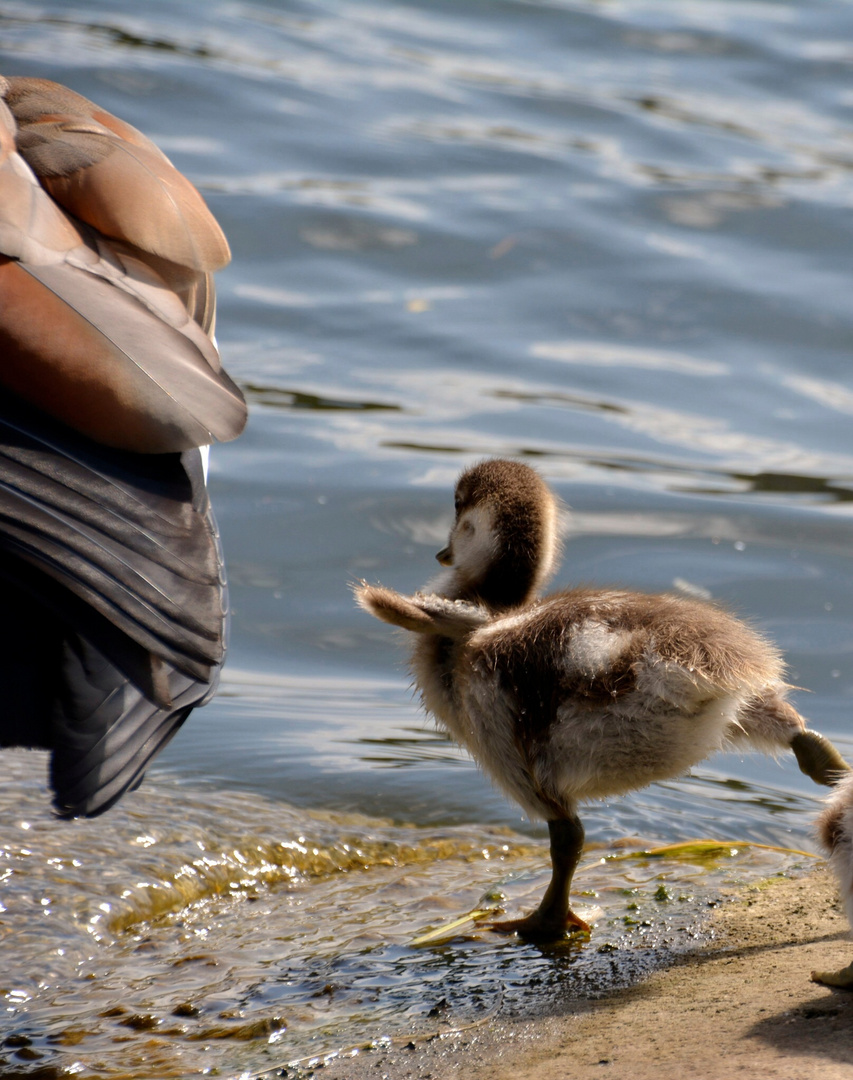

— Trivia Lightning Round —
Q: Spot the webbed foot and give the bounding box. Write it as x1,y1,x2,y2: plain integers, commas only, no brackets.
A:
811,962,853,989
791,731,851,787
489,908,590,940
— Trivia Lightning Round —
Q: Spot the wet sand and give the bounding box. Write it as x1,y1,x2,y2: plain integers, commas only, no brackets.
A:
284,865,853,1080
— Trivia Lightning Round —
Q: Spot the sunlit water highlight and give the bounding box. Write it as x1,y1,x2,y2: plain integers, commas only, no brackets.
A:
0,750,814,1078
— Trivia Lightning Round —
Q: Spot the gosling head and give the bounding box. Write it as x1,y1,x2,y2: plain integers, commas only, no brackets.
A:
434,459,561,611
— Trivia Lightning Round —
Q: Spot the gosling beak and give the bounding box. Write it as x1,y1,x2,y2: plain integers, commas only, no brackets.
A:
436,546,453,566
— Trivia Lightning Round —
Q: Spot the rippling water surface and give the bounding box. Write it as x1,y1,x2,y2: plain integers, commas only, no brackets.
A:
2,0,853,1075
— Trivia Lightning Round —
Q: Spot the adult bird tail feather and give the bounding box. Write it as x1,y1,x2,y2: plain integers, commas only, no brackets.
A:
49,635,206,818
0,399,225,680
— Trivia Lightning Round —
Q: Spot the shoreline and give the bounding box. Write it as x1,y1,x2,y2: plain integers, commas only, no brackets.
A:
283,865,853,1080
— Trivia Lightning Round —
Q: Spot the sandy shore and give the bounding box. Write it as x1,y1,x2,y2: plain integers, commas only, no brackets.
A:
283,864,853,1080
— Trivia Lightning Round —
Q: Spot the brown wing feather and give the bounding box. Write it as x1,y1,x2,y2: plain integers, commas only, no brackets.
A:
1,76,230,276
0,76,246,452
0,256,245,452
0,99,83,263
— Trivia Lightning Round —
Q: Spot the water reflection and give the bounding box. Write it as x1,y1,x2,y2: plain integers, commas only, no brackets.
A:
712,472,853,503
530,341,728,375
0,752,816,1078
243,384,401,412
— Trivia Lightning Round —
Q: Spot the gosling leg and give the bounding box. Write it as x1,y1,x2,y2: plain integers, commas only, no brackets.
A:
490,813,589,939
736,693,850,787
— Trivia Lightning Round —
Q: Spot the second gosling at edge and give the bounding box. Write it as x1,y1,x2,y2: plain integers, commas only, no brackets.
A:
356,459,850,939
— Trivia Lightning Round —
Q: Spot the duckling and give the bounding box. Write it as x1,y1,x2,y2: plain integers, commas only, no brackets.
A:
0,77,247,816
812,774,853,988
356,459,850,938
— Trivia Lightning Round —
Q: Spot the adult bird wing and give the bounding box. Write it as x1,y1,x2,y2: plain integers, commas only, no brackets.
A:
0,76,247,817
0,75,247,453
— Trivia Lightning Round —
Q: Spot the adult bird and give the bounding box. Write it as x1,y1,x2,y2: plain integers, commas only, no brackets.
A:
0,76,247,817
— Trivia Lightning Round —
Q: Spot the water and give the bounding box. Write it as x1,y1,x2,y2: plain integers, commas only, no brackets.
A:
2,0,853,1074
